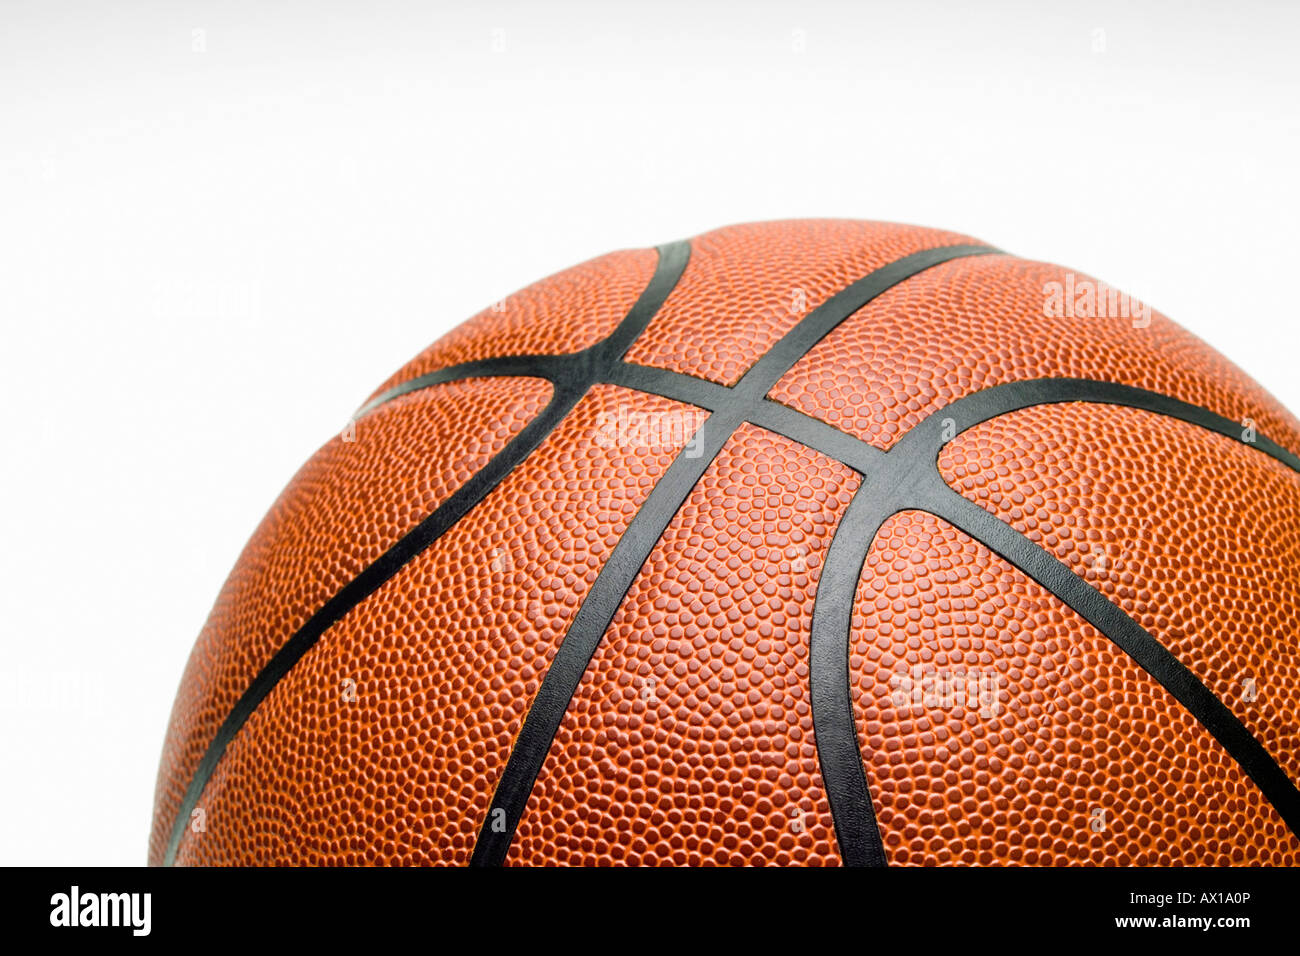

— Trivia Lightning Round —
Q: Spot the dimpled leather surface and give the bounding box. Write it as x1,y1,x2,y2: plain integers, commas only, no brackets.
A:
152,220,1300,866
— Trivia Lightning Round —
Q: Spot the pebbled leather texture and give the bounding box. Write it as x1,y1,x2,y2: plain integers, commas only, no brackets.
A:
151,219,1300,866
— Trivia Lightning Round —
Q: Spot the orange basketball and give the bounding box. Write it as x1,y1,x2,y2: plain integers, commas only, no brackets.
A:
150,220,1300,866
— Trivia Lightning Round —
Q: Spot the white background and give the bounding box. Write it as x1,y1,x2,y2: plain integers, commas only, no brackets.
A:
2,1,1297,865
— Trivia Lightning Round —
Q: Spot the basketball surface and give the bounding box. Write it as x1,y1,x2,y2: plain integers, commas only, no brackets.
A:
150,219,1300,866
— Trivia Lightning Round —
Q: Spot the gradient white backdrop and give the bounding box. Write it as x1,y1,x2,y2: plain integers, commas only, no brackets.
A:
3,1,1297,865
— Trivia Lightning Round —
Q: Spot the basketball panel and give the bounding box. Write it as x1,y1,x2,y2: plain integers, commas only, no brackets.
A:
149,376,551,865
937,402,1300,785
366,248,659,404
852,511,1300,865
511,425,859,865
768,254,1300,454
171,386,697,864
623,220,980,386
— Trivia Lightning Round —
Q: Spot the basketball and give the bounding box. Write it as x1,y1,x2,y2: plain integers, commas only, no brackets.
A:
150,219,1300,866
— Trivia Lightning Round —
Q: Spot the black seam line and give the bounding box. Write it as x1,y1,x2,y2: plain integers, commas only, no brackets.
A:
605,363,887,473
811,378,1300,868
161,240,692,867
364,359,888,475
354,355,569,419
934,377,1300,474
352,242,693,421
469,242,999,867
167,223,1300,867
361,365,1300,481
933,483,1300,836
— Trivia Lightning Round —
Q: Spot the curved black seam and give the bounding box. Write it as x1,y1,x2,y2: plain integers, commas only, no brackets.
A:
354,355,569,419
162,240,691,866
168,226,1300,868
361,370,1300,480
603,362,732,409
810,379,1300,867
932,377,1300,474
352,240,695,421
808,476,899,867
469,243,999,866
604,363,887,473
364,359,890,477
749,400,888,474
930,482,1300,836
